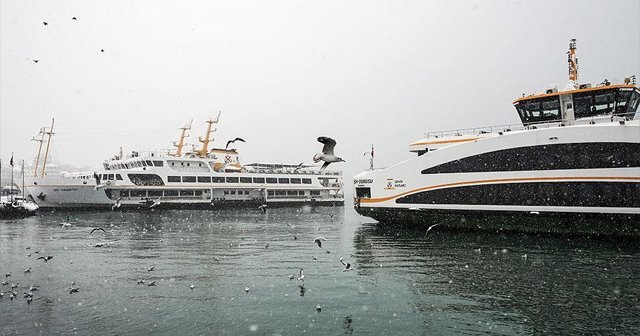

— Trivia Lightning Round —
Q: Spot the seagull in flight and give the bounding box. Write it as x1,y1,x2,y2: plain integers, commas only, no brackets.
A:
37,256,54,263
225,137,246,149
313,136,345,172
90,227,106,234
93,172,104,190
339,257,353,272
426,223,441,235
314,236,327,248
257,204,267,213
112,197,122,211
298,268,305,282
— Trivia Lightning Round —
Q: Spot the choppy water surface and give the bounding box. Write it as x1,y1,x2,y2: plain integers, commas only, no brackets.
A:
1,207,639,335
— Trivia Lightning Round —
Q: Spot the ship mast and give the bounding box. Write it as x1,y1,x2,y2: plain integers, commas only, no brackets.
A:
31,128,46,177
171,119,192,157
568,38,578,84
197,112,221,158
40,118,55,178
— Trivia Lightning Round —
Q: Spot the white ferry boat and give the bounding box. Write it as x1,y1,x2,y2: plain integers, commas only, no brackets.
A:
354,39,640,236
25,116,344,210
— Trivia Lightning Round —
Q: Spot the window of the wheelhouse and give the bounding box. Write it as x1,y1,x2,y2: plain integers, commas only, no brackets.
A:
573,88,638,119
514,96,561,126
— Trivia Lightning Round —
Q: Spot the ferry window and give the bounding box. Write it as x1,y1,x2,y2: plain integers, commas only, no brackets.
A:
266,178,278,184
131,190,146,197
268,190,274,196
299,190,305,195
253,177,265,183
212,176,225,183
102,174,108,180
142,161,148,167
290,178,301,184
146,160,153,166
182,176,196,183
198,176,211,183
187,163,190,167
627,92,640,114
180,190,194,196
240,177,252,183
108,174,114,180
230,190,236,195
153,161,164,167
614,90,632,114
287,190,298,195
574,93,594,118
128,174,165,186
541,99,560,118
396,182,640,208
168,176,181,182
594,90,616,114
148,190,162,197
226,177,239,183
310,190,321,196
194,190,203,196
302,178,312,184
244,190,250,195
422,142,640,174
116,174,123,180
356,187,371,198
164,190,178,197
278,178,290,184
275,190,286,196
224,191,229,195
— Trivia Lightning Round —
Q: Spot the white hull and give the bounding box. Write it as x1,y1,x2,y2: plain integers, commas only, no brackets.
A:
354,121,640,228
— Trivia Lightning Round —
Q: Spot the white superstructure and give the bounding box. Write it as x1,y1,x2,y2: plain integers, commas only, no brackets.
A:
354,39,640,235
25,116,344,210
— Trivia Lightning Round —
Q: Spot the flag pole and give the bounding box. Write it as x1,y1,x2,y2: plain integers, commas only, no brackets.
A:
10,152,14,203
370,144,374,170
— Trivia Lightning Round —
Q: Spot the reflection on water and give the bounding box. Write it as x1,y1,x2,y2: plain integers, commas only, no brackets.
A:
0,207,638,335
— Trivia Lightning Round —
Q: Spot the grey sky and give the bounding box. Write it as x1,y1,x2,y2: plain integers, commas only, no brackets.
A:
1,0,639,181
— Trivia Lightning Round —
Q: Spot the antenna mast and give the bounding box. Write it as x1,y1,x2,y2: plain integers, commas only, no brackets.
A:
31,128,46,177
568,38,578,84
40,118,55,178
197,112,221,158
171,119,192,157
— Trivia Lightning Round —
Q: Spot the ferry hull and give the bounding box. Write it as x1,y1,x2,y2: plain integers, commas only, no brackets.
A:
356,206,640,237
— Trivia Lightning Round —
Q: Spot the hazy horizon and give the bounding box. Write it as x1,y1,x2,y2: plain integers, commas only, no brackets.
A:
2,0,639,180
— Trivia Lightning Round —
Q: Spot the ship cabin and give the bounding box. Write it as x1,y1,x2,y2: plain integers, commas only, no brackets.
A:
513,82,640,127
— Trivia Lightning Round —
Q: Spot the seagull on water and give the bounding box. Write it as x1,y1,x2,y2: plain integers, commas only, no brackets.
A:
24,268,31,274
69,287,79,294
314,236,327,248
147,266,155,272
244,286,250,293
225,137,246,149
5,273,11,278
339,257,353,272
315,304,322,312
90,227,106,234
313,137,345,172
37,256,53,263
137,279,145,285
288,274,295,281
190,284,195,290
60,216,72,227
147,281,156,286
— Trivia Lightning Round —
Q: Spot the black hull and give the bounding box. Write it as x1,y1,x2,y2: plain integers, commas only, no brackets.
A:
355,207,640,237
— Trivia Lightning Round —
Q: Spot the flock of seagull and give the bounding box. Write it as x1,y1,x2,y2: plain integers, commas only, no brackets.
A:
1,208,355,313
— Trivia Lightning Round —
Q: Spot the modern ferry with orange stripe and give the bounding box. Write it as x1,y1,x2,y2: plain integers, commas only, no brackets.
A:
354,39,640,236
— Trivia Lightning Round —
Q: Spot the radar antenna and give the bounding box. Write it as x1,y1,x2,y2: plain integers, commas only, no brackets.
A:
568,38,578,83
197,111,221,158
171,119,192,157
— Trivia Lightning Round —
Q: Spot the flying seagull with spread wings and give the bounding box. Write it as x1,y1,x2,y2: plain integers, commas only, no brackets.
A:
313,137,345,172
226,137,245,149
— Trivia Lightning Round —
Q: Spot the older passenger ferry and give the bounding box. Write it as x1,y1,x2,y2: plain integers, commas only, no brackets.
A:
354,39,640,236
25,115,344,209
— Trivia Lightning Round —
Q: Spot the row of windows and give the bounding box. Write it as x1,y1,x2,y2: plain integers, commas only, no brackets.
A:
396,182,640,208
101,174,123,181
422,142,640,174
266,190,321,196
514,89,639,125
108,160,164,170
167,176,313,184
106,188,322,199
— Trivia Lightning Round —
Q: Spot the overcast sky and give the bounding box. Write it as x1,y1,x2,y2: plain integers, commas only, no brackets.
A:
1,0,639,180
